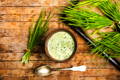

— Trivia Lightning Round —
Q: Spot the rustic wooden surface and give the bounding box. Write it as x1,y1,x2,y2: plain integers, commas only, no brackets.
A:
0,0,120,80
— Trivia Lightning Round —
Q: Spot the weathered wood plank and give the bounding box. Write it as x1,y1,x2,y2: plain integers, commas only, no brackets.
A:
1,76,120,80
0,0,68,7
0,43,88,53
0,52,115,69
0,28,21,37
0,14,59,22
0,24,87,45
0,7,63,14
0,61,113,69
0,52,97,61
0,69,119,77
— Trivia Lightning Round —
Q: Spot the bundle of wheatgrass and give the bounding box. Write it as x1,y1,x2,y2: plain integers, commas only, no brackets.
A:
61,0,120,57
22,10,52,63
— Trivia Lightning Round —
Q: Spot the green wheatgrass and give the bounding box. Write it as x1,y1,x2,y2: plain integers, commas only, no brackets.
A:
47,31,75,61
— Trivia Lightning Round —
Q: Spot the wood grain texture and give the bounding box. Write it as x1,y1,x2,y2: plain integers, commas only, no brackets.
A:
0,0,120,80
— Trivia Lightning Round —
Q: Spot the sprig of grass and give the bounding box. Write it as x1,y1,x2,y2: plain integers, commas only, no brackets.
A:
75,0,120,29
98,0,120,22
72,0,108,8
92,32,120,57
21,10,52,63
97,0,120,31
61,7,113,30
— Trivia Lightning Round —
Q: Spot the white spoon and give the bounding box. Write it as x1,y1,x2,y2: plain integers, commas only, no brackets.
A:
35,65,87,76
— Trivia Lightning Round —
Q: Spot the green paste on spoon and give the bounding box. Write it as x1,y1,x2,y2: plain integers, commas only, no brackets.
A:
47,31,75,61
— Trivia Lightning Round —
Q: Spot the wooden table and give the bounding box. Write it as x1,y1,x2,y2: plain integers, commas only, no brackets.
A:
0,0,120,80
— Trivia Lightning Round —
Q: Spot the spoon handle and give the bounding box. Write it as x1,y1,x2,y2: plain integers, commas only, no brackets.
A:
52,65,87,72
60,65,87,71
